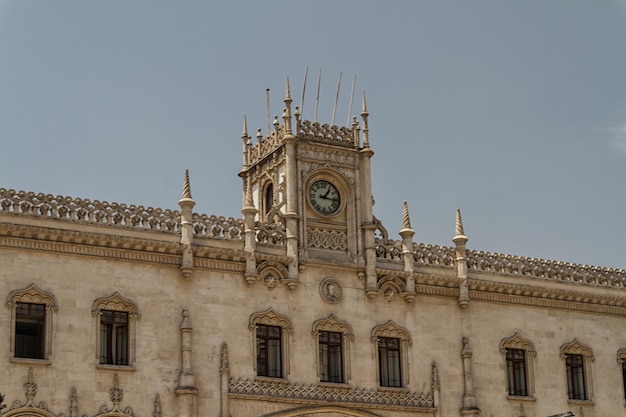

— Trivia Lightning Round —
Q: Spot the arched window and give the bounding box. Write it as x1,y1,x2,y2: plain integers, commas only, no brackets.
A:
92,292,140,368
371,320,411,388
264,183,274,215
7,284,58,362
560,339,594,402
249,308,292,379
312,314,354,384
500,333,536,398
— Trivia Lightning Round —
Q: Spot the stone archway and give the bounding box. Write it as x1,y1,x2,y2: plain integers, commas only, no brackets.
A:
259,405,384,417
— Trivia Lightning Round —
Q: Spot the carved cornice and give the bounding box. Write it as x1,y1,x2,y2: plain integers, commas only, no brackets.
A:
228,378,435,410
312,314,354,339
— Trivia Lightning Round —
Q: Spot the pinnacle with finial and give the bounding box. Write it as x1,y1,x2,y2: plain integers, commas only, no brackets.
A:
285,77,292,101
399,201,415,237
178,169,196,207
242,115,248,138
361,91,368,115
453,208,468,244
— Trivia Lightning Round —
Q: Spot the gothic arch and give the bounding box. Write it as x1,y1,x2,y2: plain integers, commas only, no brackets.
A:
92,292,140,367
500,333,536,397
249,307,293,377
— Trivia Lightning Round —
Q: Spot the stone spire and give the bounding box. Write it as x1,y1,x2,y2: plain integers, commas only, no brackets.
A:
361,92,369,148
175,309,198,417
283,78,293,137
453,209,470,308
399,202,416,302
242,115,251,168
178,170,196,279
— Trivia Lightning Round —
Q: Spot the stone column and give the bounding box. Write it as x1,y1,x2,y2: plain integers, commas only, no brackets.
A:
175,309,198,417
461,337,480,416
220,343,230,417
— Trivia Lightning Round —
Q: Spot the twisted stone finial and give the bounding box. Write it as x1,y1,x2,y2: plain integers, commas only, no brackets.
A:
455,208,464,236
181,169,193,200
402,201,412,229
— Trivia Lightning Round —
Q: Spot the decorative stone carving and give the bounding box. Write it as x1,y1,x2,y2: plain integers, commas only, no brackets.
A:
319,278,343,304
92,293,140,319
249,130,284,164
152,394,161,417
297,120,354,146
192,213,244,240
0,188,181,233
306,227,347,251
312,314,353,339
249,308,293,334
560,339,594,361
256,260,289,289
373,217,402,261
228,378,435,409
370,321,412,346
255,207,286,246
500,333,536,397
93,374,135,417
299,146,355,165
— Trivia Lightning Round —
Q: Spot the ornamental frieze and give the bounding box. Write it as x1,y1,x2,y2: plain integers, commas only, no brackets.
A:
298,146,356,166
228,378,435,410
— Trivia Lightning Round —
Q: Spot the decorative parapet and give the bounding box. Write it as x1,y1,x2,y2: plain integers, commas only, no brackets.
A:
228,378,435,409
373,216,402,260
250,130,284,165
298,120,354,146
0,188,245,241
413,243,456,268
192,213,244,240
466,249,626,289
0,188,180,232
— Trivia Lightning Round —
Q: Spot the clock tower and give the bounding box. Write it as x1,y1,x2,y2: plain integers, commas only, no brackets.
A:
238,79,376,290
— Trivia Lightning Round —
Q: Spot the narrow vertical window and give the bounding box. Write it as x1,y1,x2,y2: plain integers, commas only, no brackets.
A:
256,324,282,378
622,360,626,402
319,331,343,383
378,337,402,387
264,183,274,214
566,354,586,400
505,348,527,396
15,302,46,359
100,310,129,365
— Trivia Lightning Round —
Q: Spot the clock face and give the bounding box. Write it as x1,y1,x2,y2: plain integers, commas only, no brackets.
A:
309,180,341,215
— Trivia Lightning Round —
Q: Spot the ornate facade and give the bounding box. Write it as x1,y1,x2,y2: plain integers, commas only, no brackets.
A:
1,80,626,417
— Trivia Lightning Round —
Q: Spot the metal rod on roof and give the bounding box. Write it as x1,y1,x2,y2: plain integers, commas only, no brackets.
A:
300,65,308,117
331,72,342,126
266,88,271,135
315,69,321,122
347,74,356,127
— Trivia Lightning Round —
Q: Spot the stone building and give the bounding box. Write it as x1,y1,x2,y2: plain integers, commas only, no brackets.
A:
1,80,626,417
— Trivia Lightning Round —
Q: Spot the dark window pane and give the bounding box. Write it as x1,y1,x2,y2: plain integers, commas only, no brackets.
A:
505,349,528,396
256,325,282,378
565,354,586,400
378,337,402,387
15,302,45,359
319,331,343,383
100,310,129,365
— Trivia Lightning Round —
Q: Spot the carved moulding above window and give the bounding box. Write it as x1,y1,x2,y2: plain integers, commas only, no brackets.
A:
256,260,289,289
560,339,594,361
92,292,140,319
500,333,536,356
7,284,58,361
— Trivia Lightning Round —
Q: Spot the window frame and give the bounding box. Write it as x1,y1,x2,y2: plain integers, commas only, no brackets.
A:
499,332,536,399
371,320,411,389
617,348,626,403
312,314,353,384
560,338,594,403
6,284,57,362
249,308,292,379
92,292,140,369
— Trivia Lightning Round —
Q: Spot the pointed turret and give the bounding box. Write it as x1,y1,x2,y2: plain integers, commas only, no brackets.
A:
361,92,369,148
283,78,293,137
453,209,470,308
178,170,195,279
242,116,251,168
399,202,416,301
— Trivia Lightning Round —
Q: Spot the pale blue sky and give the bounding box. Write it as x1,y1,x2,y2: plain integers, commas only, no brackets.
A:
1,1,625,269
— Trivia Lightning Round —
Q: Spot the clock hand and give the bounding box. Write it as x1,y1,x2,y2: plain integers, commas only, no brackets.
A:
322,188,331,198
